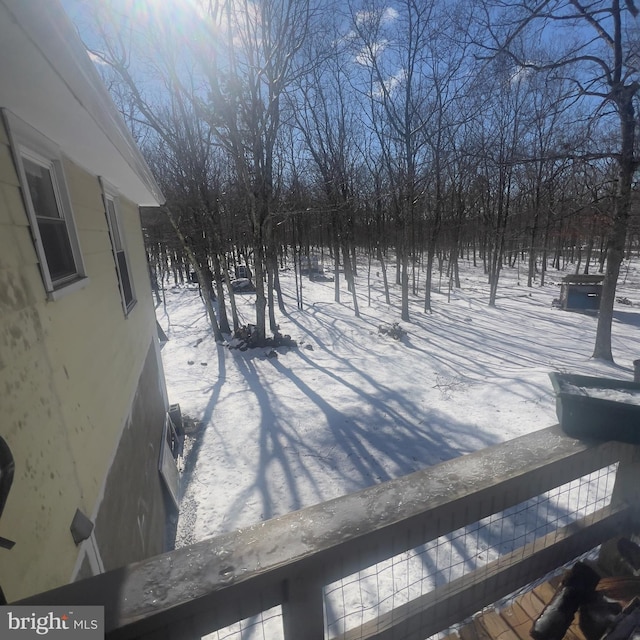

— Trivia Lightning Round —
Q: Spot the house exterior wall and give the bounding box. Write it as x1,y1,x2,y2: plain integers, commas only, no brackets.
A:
92,343,170,569
0,118,170,601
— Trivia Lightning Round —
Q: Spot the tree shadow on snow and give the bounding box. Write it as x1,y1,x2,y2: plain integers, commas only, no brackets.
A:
215,334,499,534
613,309,640,328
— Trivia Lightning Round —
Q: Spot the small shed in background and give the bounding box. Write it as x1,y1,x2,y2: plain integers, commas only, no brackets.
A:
559,274,604,312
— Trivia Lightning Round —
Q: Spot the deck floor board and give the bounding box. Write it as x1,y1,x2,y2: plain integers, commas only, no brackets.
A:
451,578,589,640
500,603,533,640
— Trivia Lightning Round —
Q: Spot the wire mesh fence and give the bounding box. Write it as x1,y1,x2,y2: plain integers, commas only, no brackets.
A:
204,606,283,640
203,462,618,640
324,462,618,639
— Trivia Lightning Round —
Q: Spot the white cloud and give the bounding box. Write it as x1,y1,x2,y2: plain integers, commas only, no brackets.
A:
509,64,534,86
381,7,398,24
355,6,399,28
355,9,374,26
372,67,406,97
355,39,388,67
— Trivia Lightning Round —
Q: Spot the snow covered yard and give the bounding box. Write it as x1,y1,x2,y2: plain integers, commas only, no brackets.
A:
156,258,640,549
153,258,639,638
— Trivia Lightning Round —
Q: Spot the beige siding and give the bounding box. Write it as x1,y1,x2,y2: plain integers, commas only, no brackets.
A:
0,123,163,600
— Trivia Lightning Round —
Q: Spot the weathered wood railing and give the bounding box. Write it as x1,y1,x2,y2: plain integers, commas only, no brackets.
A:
20,425,640,640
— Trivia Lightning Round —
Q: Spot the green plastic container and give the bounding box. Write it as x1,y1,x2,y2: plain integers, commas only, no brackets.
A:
549,372,640,444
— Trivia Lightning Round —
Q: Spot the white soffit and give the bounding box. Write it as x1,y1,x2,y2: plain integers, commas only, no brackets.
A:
0,0,164,206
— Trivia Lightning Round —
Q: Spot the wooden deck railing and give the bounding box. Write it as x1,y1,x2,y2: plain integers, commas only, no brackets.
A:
19,425,640,640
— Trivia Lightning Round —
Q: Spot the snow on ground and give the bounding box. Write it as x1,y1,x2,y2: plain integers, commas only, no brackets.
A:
156,256,640,550
155,256,640,637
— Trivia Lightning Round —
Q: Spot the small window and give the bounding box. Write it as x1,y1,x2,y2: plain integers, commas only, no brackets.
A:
3,111,86,296
23,156,78,283
102,184,136,314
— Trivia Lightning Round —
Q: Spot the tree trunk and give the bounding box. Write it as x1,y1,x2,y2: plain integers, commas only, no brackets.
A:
400,247,410,322
221,252,240,332
377,244,391,305
424,244,435,313
592,91,637,361
211,252,231,334
164,207,223,341
342,241,360,317
333,232,341,303
253,241,267,344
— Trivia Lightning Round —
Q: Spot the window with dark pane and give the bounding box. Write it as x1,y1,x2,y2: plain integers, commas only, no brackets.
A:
23,156,77,283
106,197,135,311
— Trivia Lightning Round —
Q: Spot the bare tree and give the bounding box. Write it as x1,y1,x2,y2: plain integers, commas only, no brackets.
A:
418,4,475,313
84,0,314,344
481,0,640,360
197,0,313,343
83,7,231,340
349,0,439,322
519,73,575,287
466,52,534,306
293,26,363,316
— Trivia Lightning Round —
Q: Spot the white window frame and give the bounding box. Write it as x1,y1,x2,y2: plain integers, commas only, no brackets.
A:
70,531,105,582
101,179,137,315
3,110,87,299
